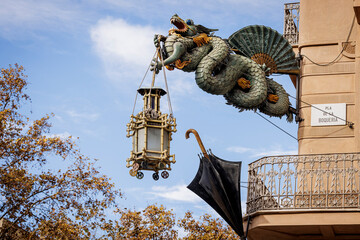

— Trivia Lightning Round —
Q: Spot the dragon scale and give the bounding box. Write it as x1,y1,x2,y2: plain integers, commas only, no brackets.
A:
152,15,299,121
164,35,269,108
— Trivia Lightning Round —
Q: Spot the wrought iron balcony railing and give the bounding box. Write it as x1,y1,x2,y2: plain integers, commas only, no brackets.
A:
247,153,360,214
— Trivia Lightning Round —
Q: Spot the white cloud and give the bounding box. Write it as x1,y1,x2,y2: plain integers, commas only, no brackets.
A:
88,1,287,91
148,184,202,203
252,149,298,158
0,0,86,38
226,146,253,154
149,72,197,113
91,0,285,25
90,17,163,84
47,131,72,139
66,110,99,122
90,17,157,66
227,144,297,158
168,74,196,97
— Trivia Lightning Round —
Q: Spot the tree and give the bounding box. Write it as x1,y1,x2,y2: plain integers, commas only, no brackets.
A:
102,203,239,240
178,211,239,240
104,204,178,239
0,64,122,239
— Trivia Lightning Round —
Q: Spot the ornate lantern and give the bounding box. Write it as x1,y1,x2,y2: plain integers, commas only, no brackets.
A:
126,86,177,180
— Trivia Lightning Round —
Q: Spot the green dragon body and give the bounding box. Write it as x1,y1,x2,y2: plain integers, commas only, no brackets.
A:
151,14,298,121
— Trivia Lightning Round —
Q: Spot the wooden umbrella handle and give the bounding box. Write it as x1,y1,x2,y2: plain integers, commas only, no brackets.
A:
185,129,210,159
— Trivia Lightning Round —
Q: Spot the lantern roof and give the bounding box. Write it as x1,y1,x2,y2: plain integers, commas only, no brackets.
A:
137,87,167,96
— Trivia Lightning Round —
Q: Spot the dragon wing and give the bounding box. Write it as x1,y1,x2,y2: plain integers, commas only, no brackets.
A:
228,25,299,75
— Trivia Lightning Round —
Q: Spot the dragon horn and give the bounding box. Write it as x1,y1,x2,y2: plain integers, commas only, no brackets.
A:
196,24,219,34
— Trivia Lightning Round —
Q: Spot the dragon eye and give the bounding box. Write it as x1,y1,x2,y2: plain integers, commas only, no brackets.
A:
186,19,193,25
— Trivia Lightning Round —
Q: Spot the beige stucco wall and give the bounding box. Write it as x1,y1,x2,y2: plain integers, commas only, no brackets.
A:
246,2,360,239
298,0,360,154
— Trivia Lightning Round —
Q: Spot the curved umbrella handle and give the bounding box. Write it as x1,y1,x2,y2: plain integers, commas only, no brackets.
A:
185,129,210,160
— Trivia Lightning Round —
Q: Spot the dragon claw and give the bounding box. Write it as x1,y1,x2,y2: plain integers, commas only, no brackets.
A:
150,58,162,74
154,34,166,48
267,94,279,103
237,77,251,90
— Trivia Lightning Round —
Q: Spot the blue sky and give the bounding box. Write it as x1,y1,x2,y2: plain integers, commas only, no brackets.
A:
0,0,298,221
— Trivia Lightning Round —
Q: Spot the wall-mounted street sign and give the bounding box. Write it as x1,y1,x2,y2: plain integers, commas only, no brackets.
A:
311,103,346,126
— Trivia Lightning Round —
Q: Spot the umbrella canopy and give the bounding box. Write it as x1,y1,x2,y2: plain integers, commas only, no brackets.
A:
188,154,244,238
185,129,245,239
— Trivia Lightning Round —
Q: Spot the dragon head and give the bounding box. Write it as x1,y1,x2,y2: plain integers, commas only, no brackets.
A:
169,14,218,37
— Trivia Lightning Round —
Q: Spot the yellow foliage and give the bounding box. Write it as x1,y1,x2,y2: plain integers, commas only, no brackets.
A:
102,204,239,240
178,211,239,240
0,64,122,239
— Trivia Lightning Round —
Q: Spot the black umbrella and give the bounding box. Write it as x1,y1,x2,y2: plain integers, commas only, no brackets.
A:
186,129,245,239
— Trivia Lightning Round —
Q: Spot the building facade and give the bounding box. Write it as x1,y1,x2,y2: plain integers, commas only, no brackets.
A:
245,1,360,239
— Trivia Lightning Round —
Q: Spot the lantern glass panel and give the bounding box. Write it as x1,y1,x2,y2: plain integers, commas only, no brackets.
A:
137,128,145,152
147,127,162,151
164,130,169,151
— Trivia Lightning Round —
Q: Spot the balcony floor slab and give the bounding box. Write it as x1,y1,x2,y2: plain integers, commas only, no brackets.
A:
245,210,360,240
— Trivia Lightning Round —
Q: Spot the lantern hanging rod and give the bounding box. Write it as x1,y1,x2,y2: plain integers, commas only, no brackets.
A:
157,45,174,117
151,69,156,88
150,46,162,88
148,48,159,95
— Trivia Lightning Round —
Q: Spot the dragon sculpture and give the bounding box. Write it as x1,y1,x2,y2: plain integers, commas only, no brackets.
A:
151,14,299,121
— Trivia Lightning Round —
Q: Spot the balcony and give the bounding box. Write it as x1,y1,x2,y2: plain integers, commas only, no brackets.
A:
245,153,360,240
